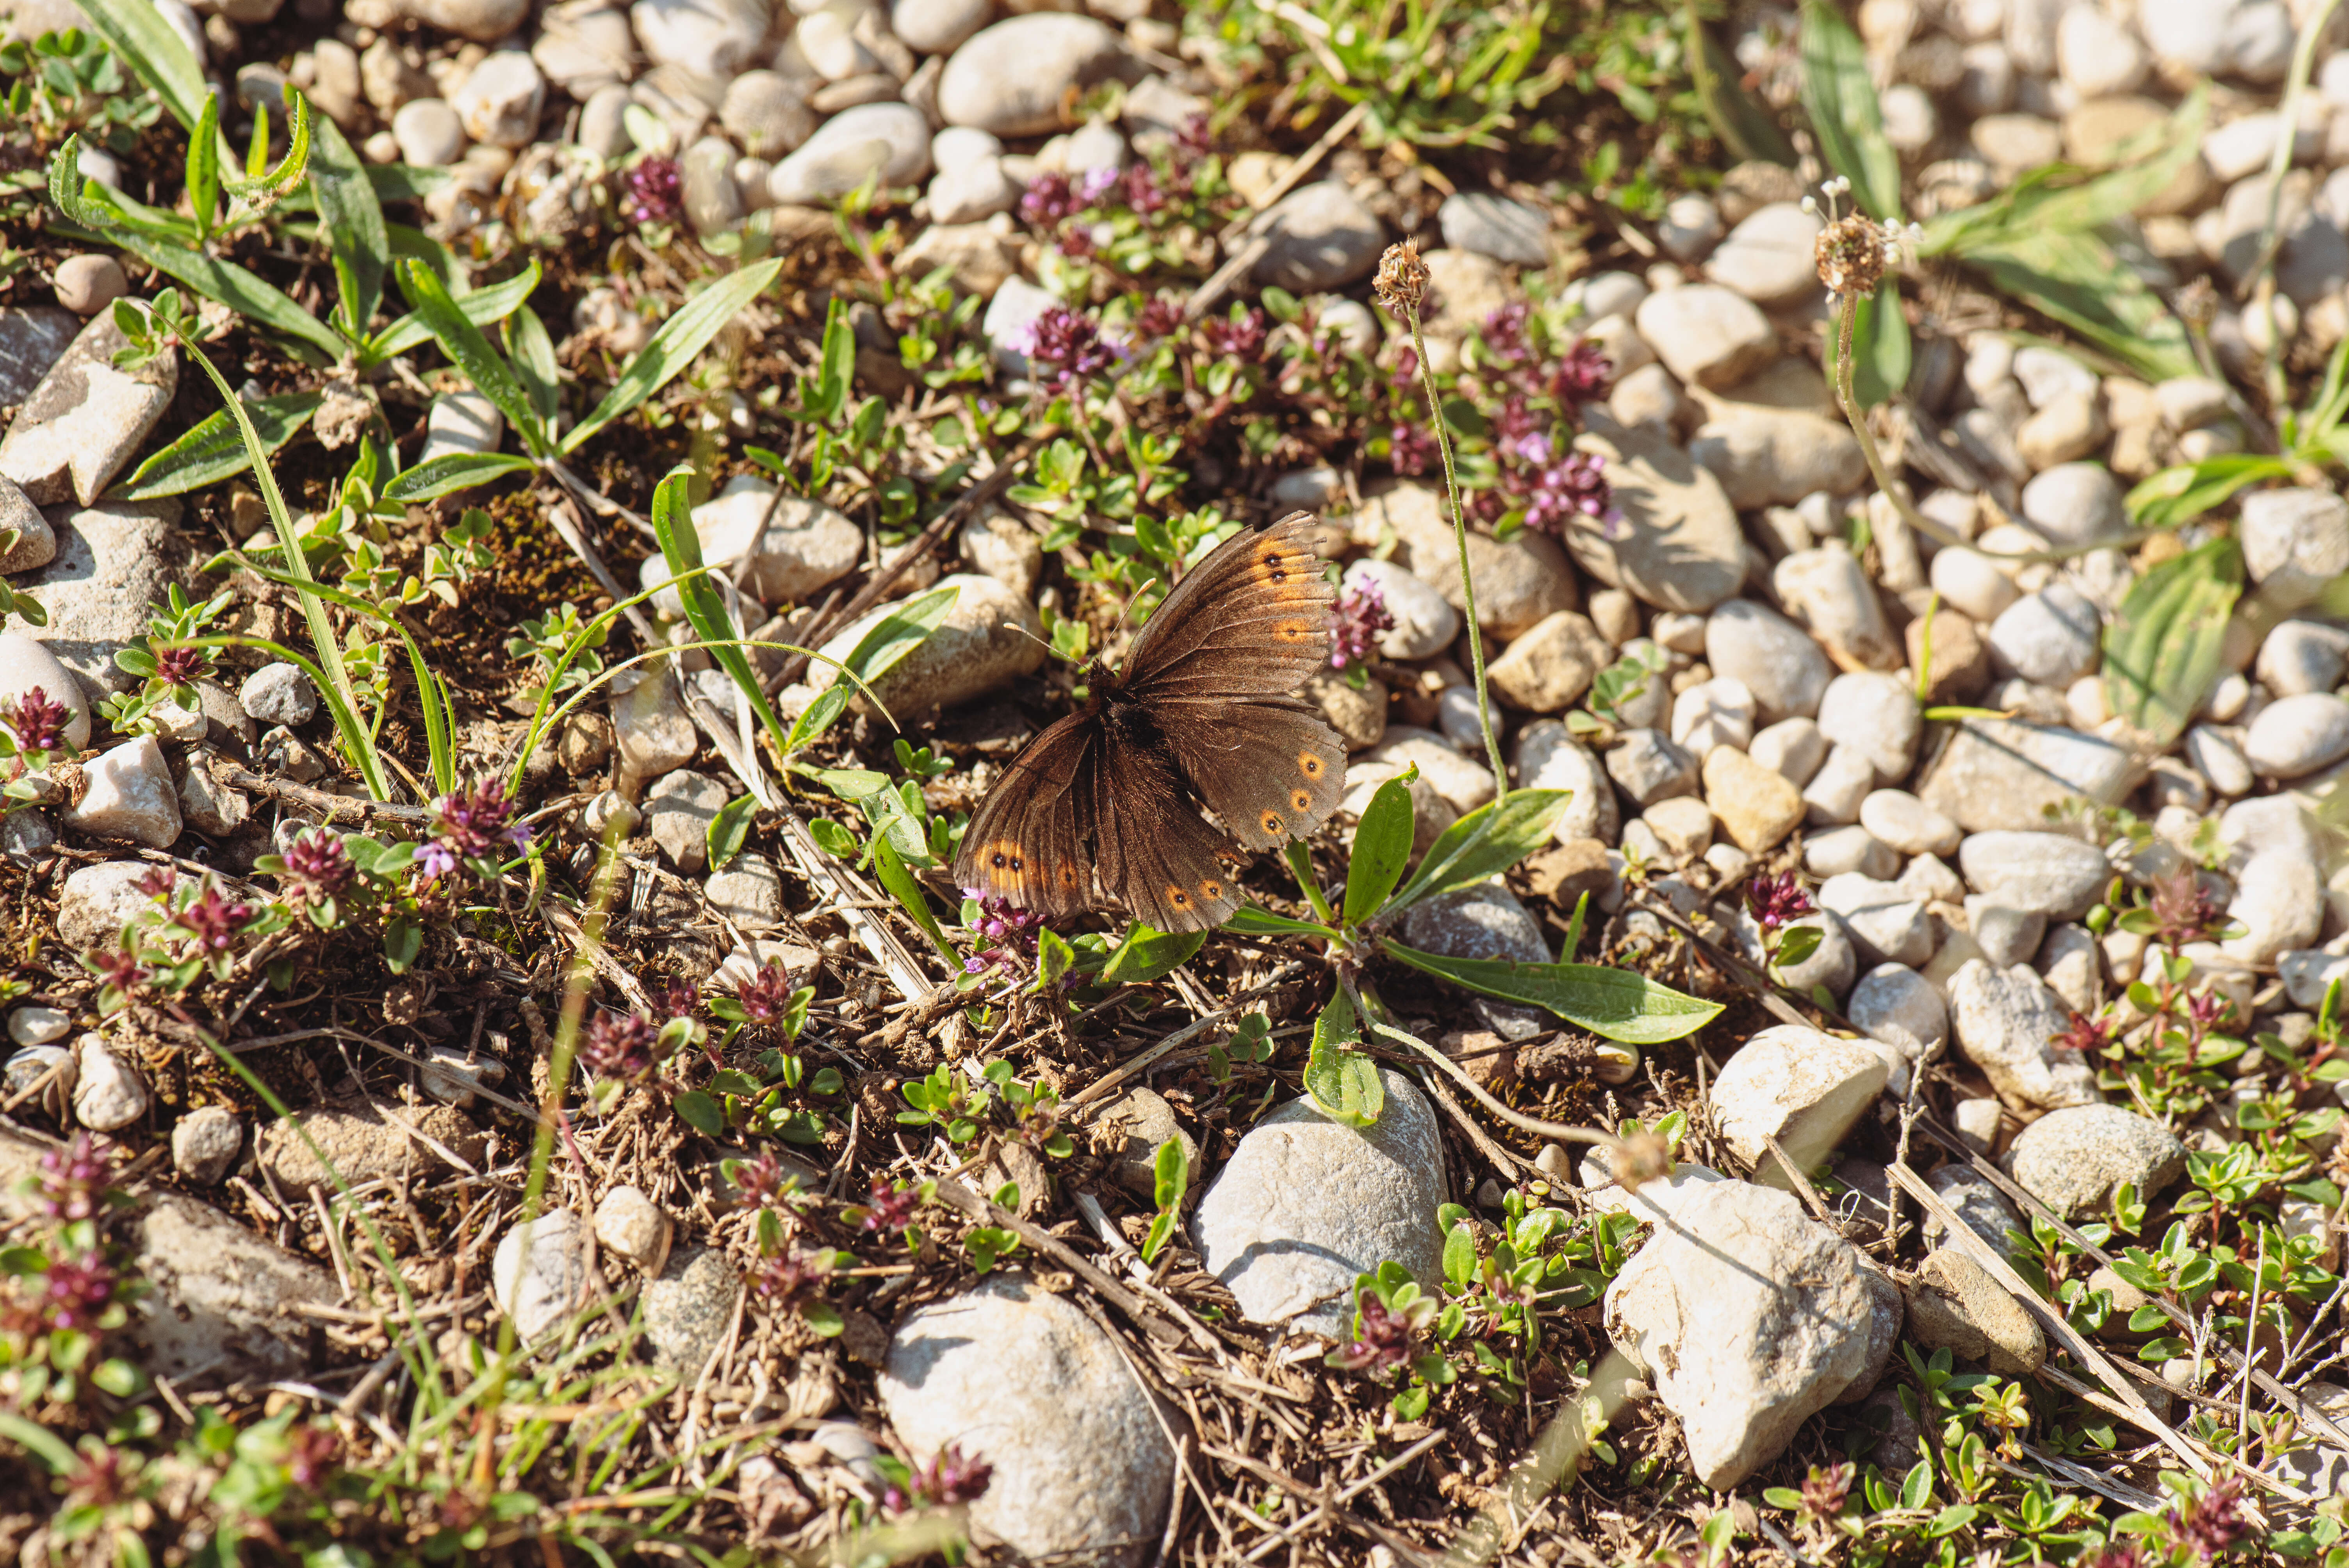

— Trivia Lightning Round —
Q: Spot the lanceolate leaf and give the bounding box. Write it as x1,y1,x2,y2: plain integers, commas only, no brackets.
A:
1342,772,1417,928
307,114,387,341
1959,232,2198,383
1686,2,1795,167
1100,922,1207,986
72,0,211,135
1387,789,1569,914
2102,537,2243,745
1799,0,1901,221
1842,279,1912,411
381,452,535,502
1381,941,1724,1044
651,465,796,762
2124,456,2292,529
395,258,549,456
1303,985,1383,1127
564,258,784,453
111,391,321,499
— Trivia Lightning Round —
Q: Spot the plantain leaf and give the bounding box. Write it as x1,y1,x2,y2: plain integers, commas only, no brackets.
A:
1387,788,1569,914
1686,2,1795,166
564,258,784,453
1799,0,1901,221
381,452,535,502
111,392,320,499
307,114,387,341
1100,922,1207,986
1303,985,1383,1127
1834,279,1912,411
1959,231,2198,382
2124,456,2292,529
1343,771,1418,928
71,0,210,135
2101,537,2243,745
1381,940,1724,1044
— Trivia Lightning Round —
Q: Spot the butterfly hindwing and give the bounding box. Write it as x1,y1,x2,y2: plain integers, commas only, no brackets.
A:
1091,727,1242,934
1121,511,1337,702
951,710,1098,920
1155,695,1348,852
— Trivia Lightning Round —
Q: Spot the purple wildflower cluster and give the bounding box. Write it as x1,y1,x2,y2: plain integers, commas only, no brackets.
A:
2170,1476,2248,1561
859,1175,921,1237
149,643,209,689
174,882,254,956
1021,304,1118,390
1454,308,1617,538
622,157,682,225
733,957,803,1025
419,778,531,884
1202,306,1267,362
753,1245,834,1304
1,685,70,757
962,894,1039,978
276,828,355,905
1327,579,1394,672
1744,872,1814,932
36,1134,112,1224
35,1253,118,1333
731,1147,800,1210
1327,1292,1415,1373
883,1443,994,1515
581,1009,660,1082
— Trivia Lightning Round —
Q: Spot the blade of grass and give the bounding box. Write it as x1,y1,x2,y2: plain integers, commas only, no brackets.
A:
563,258,784,453
173,331,389,800
650,464,797,760
394,257,551,457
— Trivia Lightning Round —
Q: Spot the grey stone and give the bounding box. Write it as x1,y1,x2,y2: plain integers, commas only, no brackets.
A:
0,314,175,507
1730,909,1857,998
2246,694,2349,779
1817,673,1921,783
1957,831,2110,918
0,306,77,404
1438,191,1548,265
1915,718,2140,832
630,0,768,75
171,1104,242,1185
0,631,88,750
1860,790,1960,857
1707,1025,1887,1167
1252,181,1385,293
2006,1103,2186,1219
1704,202,1823,307
1096,1087,1199,1202
809,574,1046,715
1807,825,1898,880
1987,583,2101,687
2039,922,2103,1015
892,0,989,54
880,1273,1176,1568
2018,463,2127,549
720,69,813,159
1655,193,1725,262
1400,882,1547,1038
936,14,1123,136
451,49,544,148
2224,850,2322,965
73,1034,148,1131
766,103,932,204
2257,620,2349,696
65,735,181,848
531,3,637,96
1965,899,2047,969
130,1194,334,1383
1850,964,1948,1062
1774,548,1896,668
679,134,741,235
257,1103,486,1192
706,854,783,928
611,666,698,782
1606,727,1699,807
491,1209,593,1344
1513,719,1619,845
646,769,727,871
1705,600,1833,722
642,1245,739,1374
1633,284,1776,390
1906,1249,2045,1377
1604,1179,1888,1488
1818,873,1933,968
419,391,501,462
1924,1164,2023,1251
1195,1069,1446,1336
2239,488,2349,609
237,663,317,727
1949,959,2099,1110
57,861,162,951
1567,418,1746,614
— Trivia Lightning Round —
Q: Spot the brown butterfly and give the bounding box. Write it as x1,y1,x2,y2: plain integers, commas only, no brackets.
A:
953,511,1349,933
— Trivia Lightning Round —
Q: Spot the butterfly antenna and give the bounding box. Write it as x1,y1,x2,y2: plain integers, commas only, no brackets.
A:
1115,578,1159,635
1000,620,1058,655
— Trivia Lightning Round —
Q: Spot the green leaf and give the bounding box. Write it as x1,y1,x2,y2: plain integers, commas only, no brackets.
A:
185,87,220,235
1380,940,1723,1044
782,686,850,755
1922,88,2207,258
672,1090,723,1137
369,262,541,363
2102,537,2242,745
1033,927,1074,992
394,258,549,456
800,584,959,741
1100,922,1207,986
71,0,211,134
381,452,535,502
2124,456,2291,529
1387,788,1569,913
1799,0,1900,221
1303,987,1384,1126
1838,279,1911,411
506,305,561,433
706,793,756,872
72,210,343,360
1223,906,1340,939
307,113,386,340
111,391,320,500
1957,231,2198,382
872,831,956,968
0,1411,79,1473
1686,4,1795,166
651,464,797,761
1152,1137,1189,1209
1343,772,1417,928
1141,1211,1177,1265
564,258,784,453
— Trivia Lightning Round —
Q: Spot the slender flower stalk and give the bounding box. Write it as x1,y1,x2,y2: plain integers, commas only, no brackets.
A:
1373,240,1507,788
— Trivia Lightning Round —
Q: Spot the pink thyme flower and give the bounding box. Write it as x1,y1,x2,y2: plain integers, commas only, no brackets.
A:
1328,580,1394,672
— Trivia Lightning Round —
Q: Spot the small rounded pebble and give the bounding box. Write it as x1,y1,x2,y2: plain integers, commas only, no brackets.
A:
53,254,128,316
7,1005,70,1047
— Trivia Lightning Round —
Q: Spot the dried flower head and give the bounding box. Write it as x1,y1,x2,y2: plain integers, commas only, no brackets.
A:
1372,239,1429,316
1804,178,1921,304
1613,1130,1674,1185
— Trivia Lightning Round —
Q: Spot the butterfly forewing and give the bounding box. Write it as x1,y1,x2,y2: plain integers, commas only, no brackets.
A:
952,712,1098,919
1120,511,1337,701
